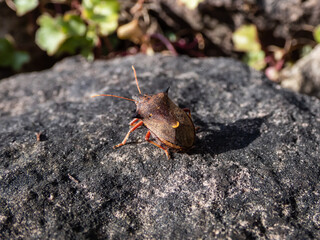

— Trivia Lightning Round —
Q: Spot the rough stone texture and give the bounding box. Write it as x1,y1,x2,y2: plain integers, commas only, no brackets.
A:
0,55,320,239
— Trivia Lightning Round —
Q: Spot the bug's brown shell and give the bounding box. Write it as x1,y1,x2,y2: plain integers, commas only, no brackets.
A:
135,92,195,150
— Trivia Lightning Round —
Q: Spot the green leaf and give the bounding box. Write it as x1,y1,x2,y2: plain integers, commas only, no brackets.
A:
313,25,320,43
11,51,30,71
0,37,30,70
0,38,14,67
63,14,86,36
36,14,67,55
14,0,38,16
243,50,266,70
80,47,94,61
58,36,94,55
82,0,119,36
233,25,261,52
35,13,87,56
86,25,99,45
98,14,118,36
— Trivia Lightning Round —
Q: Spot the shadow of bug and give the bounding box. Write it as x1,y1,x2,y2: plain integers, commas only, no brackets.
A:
190,115,269,157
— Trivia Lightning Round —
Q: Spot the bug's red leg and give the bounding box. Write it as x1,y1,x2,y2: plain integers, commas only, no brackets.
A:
145,131,170,159
113,120,143,149
183,108,191,117
129,118,140,126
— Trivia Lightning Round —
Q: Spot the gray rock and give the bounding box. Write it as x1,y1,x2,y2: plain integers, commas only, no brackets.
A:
0,54,319,239
281,44,320,99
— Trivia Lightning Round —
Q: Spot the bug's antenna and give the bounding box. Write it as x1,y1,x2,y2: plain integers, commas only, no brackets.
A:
91,94,136,102
132,65,142,95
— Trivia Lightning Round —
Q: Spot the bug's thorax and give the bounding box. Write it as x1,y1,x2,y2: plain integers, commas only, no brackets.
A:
134,92,170,120
133,91,195,150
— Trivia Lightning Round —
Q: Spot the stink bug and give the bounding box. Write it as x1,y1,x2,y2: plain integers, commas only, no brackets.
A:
92,66,195,159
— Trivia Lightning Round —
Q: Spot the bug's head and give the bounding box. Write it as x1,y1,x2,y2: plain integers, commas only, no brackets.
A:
132,88,170,120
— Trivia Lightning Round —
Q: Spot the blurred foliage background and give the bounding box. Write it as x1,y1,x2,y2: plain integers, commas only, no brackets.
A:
1,0,320,96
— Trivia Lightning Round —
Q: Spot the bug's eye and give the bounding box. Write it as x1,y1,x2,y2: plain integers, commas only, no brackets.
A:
133,112,142,119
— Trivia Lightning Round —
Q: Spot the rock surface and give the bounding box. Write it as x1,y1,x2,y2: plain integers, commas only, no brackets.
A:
281,44,320,99
0,55,320,239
